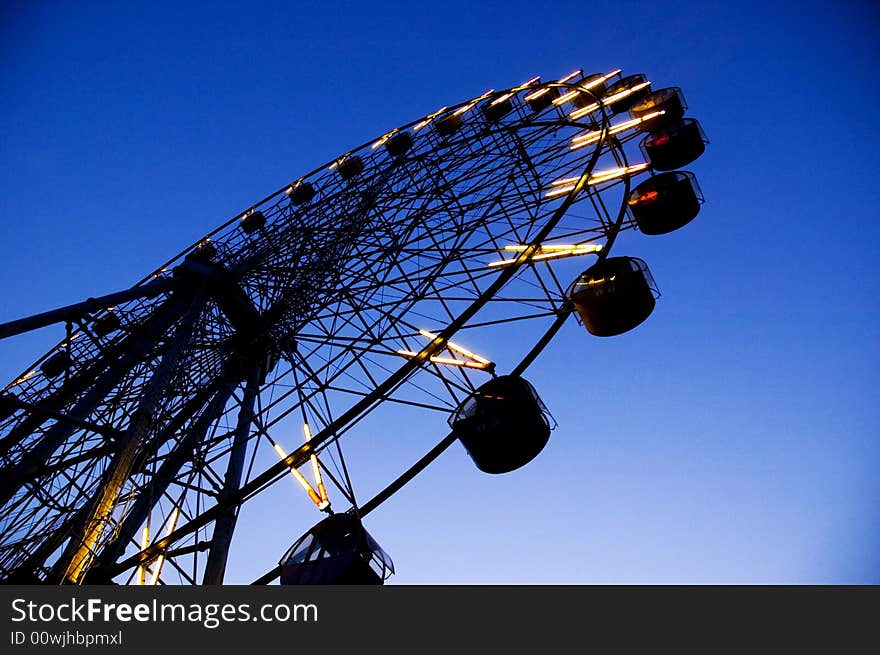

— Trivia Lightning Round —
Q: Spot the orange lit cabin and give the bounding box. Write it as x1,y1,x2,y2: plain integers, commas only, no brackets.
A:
450,375,553,474
628,172,703,235
640,118,707,171
279,514,394,585
569,257,658,337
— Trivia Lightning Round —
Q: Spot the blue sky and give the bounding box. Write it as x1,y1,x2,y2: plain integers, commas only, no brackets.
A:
1,1,878,583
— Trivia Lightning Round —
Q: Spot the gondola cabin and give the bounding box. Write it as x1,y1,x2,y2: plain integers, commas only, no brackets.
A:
435,112,463,138
604,74,650,114
569,257,658,336
187,240,217,262
483,96,513,122
337,156,364,180
92,312,121,337
571,73,606,108
629,87,687,131
279,514,394,585
640,118,707,171
40,351,71,378
450,375,553,474
240,210,266,234
628,172,703,235
287,181,316,205
385,131,413,157
526,86,559,113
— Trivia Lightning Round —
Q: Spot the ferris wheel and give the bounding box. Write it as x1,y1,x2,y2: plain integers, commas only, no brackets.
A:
0,67,708,585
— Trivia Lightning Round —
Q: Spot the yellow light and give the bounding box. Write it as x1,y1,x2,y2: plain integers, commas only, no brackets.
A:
274,443,323,506
302,423,329,505
417,329,492,366
522,75,541,86
545,163,650,197
490,92,515,106
371,130,397,149
453,90,493,116
148,507,179,586
137,524,150,586
552,90,580,106
11,369,37,386
557,69,583,84
569,80,651,120
524,87,550,101
489,243,603,267
414,107,447,132
396,350,488,370
569,111,665,150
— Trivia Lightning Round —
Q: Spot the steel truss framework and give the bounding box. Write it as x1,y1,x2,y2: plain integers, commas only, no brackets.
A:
0,68,665,584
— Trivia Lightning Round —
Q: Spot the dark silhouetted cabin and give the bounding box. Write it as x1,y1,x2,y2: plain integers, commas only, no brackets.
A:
628,172,703,235
385,131,413,157
572,73,606,108
279,513,394,585
526,86,559,113
40,351,71,378
640,118,707,171
435,112,463,137
604,74,650,114
287,181,316,205
189,241,217,262
0,393,17,421
337,156,364,180
569,257,658,336
450,375,552,474
92,312,121,337
629,87,686,131
240,210,266,234
483,96,513,122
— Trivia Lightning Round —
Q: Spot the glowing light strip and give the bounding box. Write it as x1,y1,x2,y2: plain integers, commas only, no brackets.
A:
490,91,515,105
148,507,179,586
569,81,651,120
11,370,37,387
414,107,448,132
396,350,489,370
557,69,583,84
545,163,650,198
488,244,603,268
503,243,602,253
417,330,492,366
273,443,323,507
372,129,398,149
522,75,541,86
524,87,550,101
453,90,494,116
136,524,150,585
574,275,616,287
303,423,329,508
569,111,665,149
552,68,622,106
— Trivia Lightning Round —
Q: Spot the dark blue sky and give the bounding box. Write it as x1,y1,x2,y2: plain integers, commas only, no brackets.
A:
1,1,878,583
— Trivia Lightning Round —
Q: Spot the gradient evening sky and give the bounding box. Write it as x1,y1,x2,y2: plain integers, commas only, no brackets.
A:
1,1,877,583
